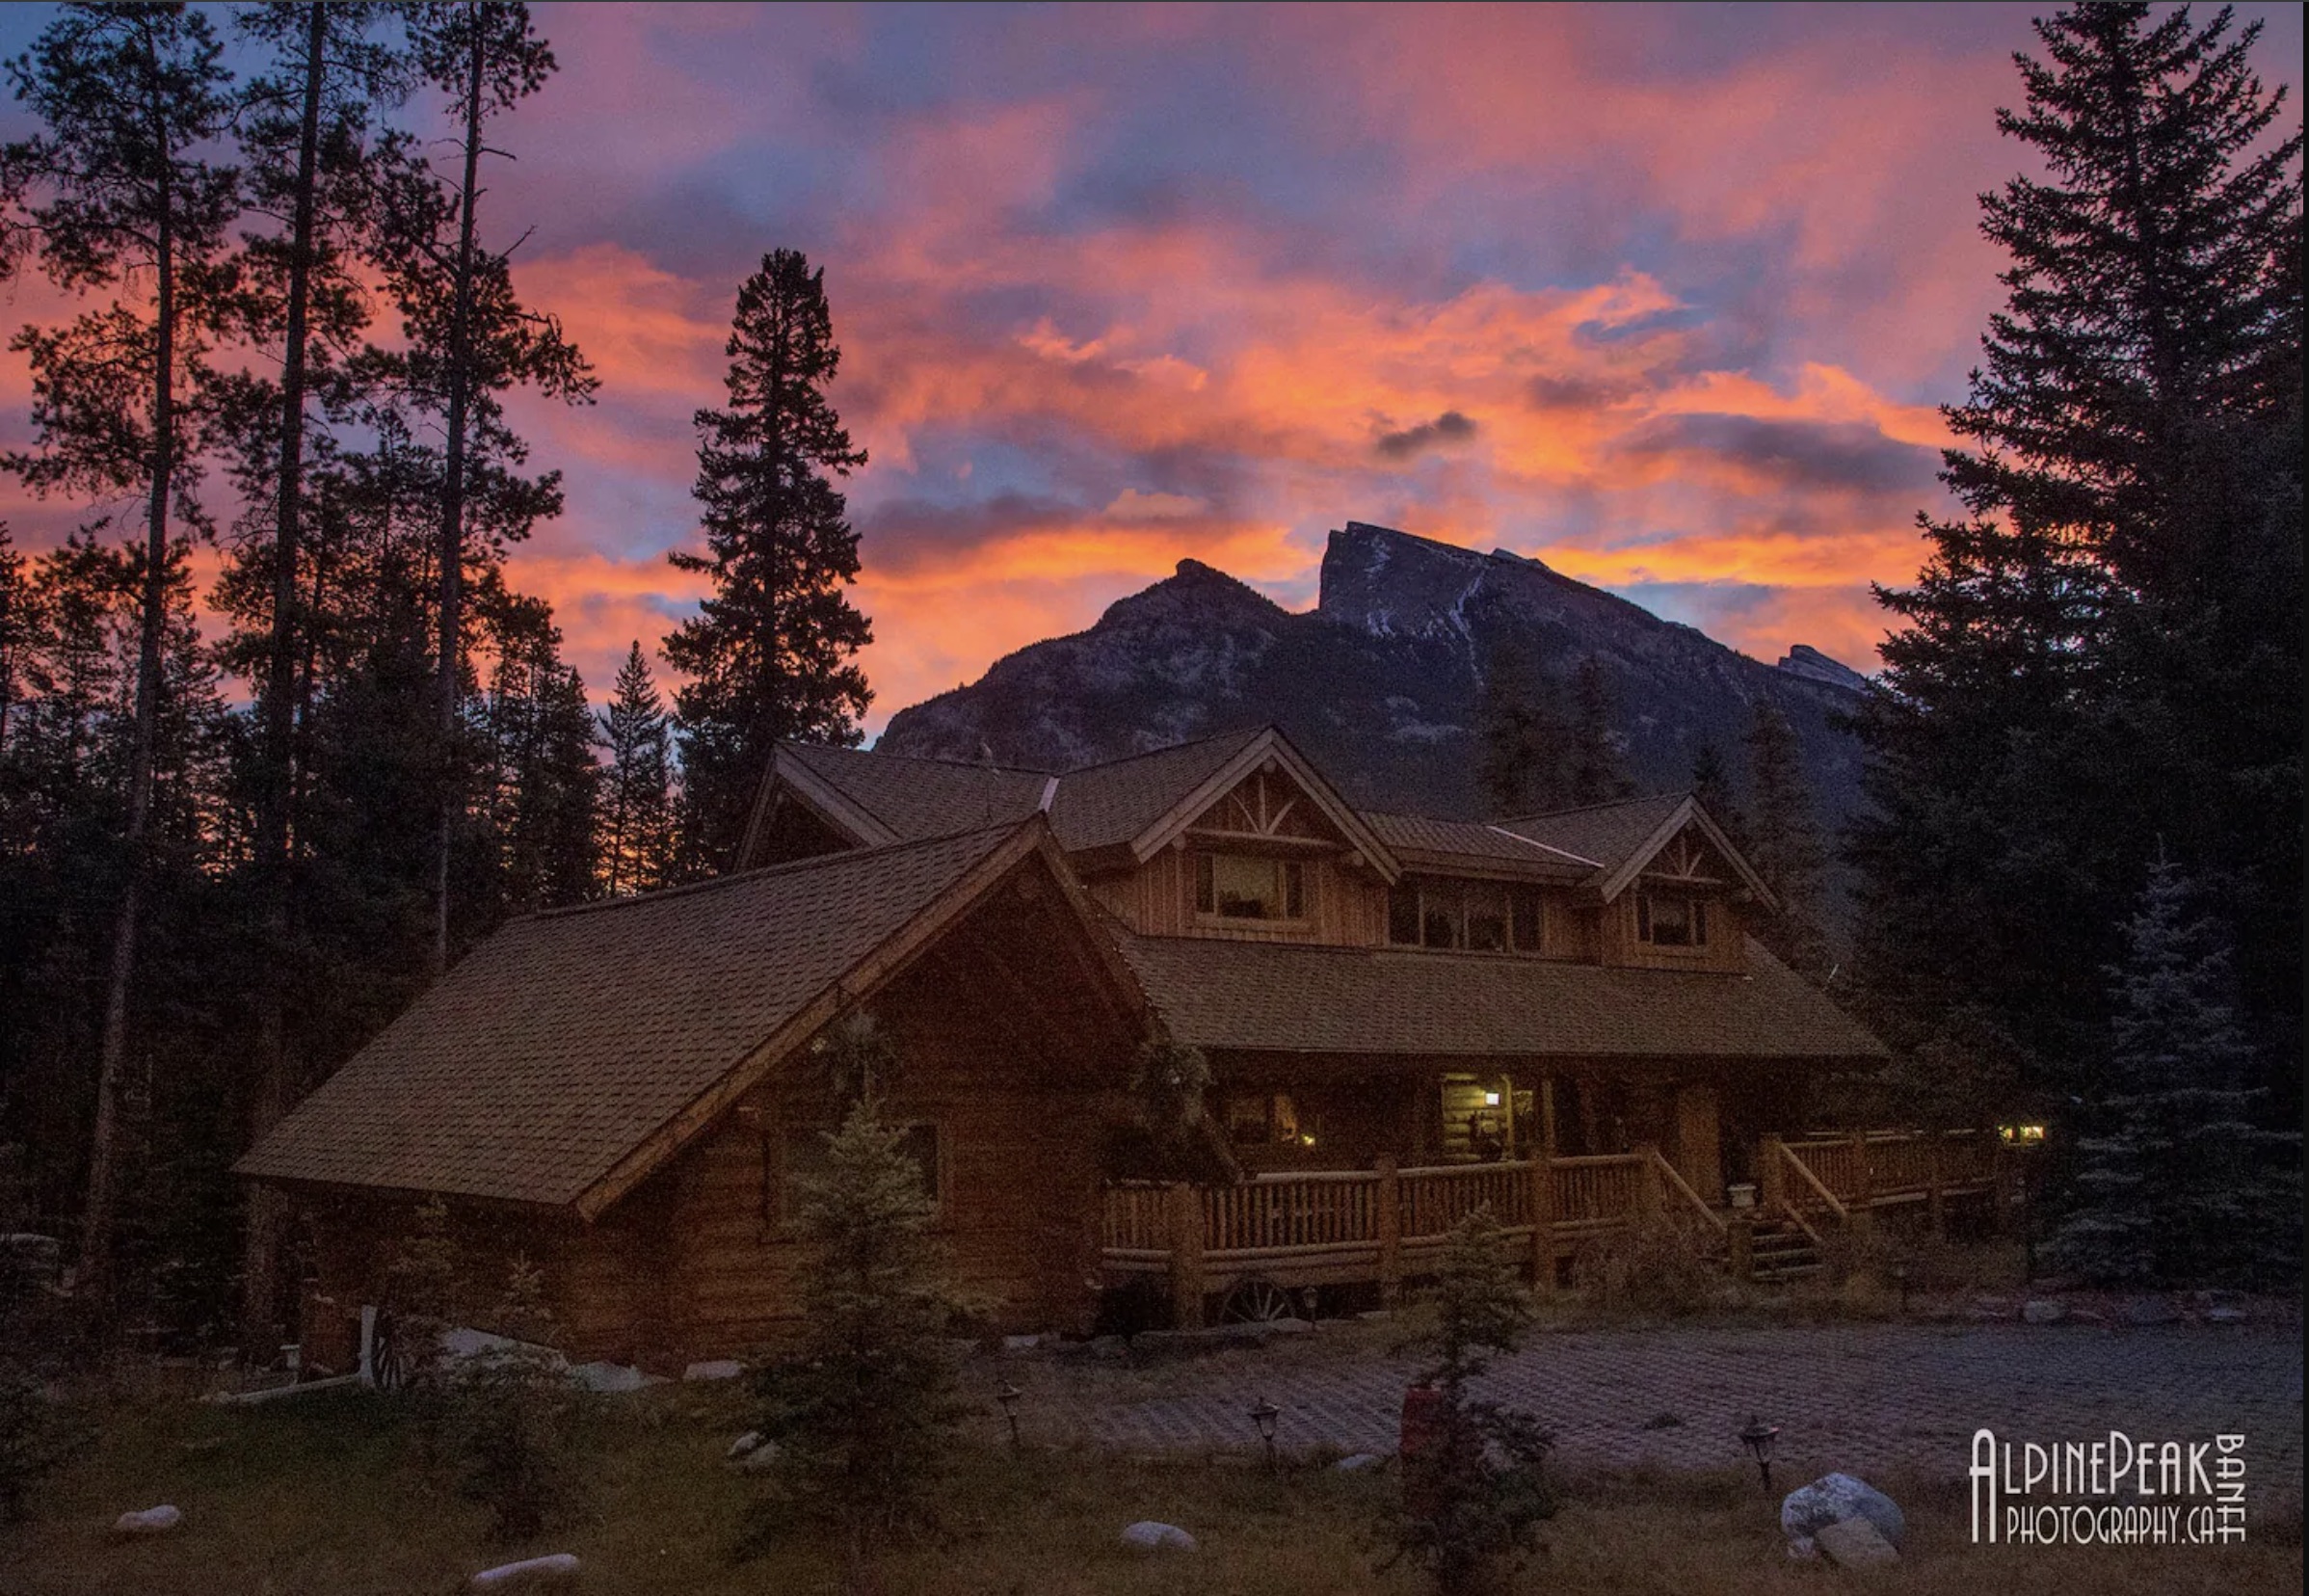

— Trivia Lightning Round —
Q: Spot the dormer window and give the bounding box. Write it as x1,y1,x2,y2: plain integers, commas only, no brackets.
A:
1388,879,1545,953
1636,892,1709,947
1194,853,1307,920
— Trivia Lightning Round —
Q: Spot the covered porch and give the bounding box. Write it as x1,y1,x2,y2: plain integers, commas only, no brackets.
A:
1101,1128,2008,1326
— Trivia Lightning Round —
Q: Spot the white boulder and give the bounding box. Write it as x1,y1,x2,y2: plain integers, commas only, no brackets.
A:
1782,1473,1904,1558
1120,1520,1198,1553
469,1552,581,1589
112,1504,181,1535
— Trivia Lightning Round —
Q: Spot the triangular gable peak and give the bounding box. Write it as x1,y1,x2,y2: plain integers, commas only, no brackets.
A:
1596,797,1779,913
753,746,901,854
1128,729,1402,882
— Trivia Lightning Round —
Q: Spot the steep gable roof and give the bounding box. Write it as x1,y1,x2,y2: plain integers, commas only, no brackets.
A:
1499,792,1776,910
743,726,1401,879
744,742,1051,857
1119,932,1883,1062
237,820,1108,1216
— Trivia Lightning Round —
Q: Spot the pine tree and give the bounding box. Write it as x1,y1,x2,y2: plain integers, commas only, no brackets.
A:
3,2,244,1296
2051,856,2296,1288
598,642,675,896
469,594,597,918
1687,740,1742,841
1566,656,1633,807
1846,3,2300,1102
393,0,594,970
1473,636,1568,819
752,1094,974,1590
668,250,872,877
1743,703,1832,980
226,0,412,1354
1390,1207,1555,1596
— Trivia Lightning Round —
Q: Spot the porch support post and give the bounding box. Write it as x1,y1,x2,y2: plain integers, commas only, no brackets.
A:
1375,1155,1402,1307
1166,1183,1206,1330
1727,1213,1753,1282
1634,1140,1662,1222
1527,1145,1556,1295
1927,1132,1947,1237
1848,1130,1874,1234
1759,1133,1786,1211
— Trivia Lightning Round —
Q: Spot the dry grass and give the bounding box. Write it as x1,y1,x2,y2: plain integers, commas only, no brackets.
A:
0,1383,2296,1595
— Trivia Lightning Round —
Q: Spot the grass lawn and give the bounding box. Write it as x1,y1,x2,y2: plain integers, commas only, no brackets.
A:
0,1382,2296,1595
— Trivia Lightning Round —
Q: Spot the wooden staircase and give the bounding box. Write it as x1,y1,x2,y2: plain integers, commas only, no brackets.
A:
1743,1215,1823,1284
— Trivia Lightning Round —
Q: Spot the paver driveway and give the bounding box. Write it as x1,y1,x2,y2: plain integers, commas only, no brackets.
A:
1002,1321,2302,1497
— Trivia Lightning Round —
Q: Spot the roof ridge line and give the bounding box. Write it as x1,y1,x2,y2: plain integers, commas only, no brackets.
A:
1054,723,1269,777
1483,823,1605,868
792,740,1056,777
535,820,1030,919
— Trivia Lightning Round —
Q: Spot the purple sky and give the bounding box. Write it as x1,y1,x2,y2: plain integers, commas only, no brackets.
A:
2,3,2298,732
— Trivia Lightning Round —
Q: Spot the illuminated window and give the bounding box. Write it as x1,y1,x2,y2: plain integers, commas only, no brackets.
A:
1636,893,1709,947
1194,854,1307,919
772,1122,940,1227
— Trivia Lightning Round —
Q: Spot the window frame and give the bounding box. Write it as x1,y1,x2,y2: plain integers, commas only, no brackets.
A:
1634,891,1711,949
765,1117,945,1234
1192,851,1311,924
1386,877,1548,955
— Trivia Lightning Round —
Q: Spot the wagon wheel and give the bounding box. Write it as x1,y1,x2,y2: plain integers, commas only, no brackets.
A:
369,1309,407,1393
1218,1277,1296,1324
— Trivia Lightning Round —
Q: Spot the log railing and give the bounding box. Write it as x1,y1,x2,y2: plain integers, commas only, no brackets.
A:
1104,1128,2006,1324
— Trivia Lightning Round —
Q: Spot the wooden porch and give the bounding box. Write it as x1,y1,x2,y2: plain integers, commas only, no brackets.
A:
1101,1129,2006,1325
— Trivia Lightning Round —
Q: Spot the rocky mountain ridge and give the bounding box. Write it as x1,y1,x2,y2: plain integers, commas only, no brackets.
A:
878,521,1872,831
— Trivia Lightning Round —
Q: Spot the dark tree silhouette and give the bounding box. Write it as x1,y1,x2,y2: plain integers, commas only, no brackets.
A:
598,642,675,897
667,250,872,876
2,2,242,1295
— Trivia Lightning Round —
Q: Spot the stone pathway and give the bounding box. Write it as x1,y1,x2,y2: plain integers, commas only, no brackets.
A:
996,1321,2302,1496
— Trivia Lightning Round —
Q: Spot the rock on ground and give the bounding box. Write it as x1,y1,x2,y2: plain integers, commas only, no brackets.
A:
1782,1473,1905,1557
2023,1299,2067,1325
112,1505,181,1535
1334,1452,1387,1472
468,1553,581,1589
1815,1516,1900,1567
683,1359,744,1381
1120,1520,1198,1553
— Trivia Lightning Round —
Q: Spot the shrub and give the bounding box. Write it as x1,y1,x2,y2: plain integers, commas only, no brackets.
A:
1619,1218,1727,1317
749,1097,980,1591
1388,1206,1557,1596
448,1257,580,1543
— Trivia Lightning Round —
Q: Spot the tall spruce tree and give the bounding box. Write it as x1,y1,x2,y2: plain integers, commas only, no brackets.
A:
1473,636,1569,819
598,642,675,896
395,0,593,969
1743,703,1832,981
1847,3,2300,1105
2,2,242,1294
1566,655,1634,807
2052,856,2296,1287
668,250,872,877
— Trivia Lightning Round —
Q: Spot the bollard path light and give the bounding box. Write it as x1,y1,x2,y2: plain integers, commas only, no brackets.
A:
1249,1396,1282,1470
995,1381,1023,1449
1739,1415,1780,1494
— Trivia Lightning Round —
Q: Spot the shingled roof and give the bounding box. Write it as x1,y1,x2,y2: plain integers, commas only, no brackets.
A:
1497,793,1688,874
772,743,1050,845
237,822,1069,1213
1363,811,1594,877
1116,932,1885,1063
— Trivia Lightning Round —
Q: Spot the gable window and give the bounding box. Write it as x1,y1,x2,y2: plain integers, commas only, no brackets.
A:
1194,853,1307,920
1635,892,1709,948
771,1121,941,1229
1387,879,1546,954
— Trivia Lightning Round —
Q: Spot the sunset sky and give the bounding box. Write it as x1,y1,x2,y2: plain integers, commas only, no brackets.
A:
1,3,2299,737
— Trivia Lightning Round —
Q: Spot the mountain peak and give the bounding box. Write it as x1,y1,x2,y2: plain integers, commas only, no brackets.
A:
1775,643,1871,693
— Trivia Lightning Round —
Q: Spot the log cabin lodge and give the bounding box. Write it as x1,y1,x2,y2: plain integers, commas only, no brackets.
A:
241,726,2005,1373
